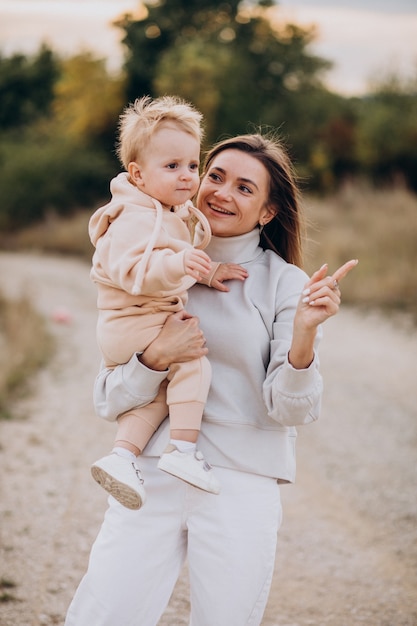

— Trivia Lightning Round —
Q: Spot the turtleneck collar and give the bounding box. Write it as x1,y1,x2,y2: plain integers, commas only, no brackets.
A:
205,228,263,264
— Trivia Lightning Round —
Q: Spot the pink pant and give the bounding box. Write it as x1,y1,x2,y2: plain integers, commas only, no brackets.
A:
96,308,211,451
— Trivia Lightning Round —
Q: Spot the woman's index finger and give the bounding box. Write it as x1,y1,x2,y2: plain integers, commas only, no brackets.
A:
332,259,358,283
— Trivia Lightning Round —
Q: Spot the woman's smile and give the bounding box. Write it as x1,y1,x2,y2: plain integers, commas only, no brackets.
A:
208,203,235,216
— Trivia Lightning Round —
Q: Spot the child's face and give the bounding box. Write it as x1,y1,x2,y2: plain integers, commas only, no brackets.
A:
129,124,200,208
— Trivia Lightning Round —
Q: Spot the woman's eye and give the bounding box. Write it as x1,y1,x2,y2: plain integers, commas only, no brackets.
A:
239,184,252,194
208,172,221,182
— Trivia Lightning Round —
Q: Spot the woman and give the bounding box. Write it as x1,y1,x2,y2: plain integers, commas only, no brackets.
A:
65,133,357,626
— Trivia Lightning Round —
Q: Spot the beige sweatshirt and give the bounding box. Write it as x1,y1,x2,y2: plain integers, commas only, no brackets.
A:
89,172,211,312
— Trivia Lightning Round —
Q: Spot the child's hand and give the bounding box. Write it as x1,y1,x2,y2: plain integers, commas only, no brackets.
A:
184,249,212,280
210,263,248,292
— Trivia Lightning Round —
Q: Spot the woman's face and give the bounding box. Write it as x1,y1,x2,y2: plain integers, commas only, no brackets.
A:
197,149,275,237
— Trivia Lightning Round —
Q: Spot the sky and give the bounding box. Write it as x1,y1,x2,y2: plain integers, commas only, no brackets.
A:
0,0,416,95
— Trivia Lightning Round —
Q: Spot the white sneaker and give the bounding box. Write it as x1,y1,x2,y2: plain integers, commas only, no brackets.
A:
157,444,220,494
91,453,146,510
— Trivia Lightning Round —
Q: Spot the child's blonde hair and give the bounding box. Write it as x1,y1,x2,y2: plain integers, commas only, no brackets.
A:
116,95,204,169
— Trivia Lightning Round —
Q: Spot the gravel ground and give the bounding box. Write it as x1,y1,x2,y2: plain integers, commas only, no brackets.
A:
0,252,416,626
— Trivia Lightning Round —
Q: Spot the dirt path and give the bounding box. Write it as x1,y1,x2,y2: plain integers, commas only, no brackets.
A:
0,252,416,626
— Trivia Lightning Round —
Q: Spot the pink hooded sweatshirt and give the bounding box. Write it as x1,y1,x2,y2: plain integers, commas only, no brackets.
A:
89,172,211,313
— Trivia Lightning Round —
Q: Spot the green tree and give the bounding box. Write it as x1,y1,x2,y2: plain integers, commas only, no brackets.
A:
356,74,417,191
0,45,59,129
0,134,114,231
153,38,229,141
0,48,122,231
300,94,359,189
51,52,126,150
116,0,332,148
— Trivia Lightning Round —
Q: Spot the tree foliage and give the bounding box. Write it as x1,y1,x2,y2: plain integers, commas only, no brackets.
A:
116,0,331,145
115,1,417,190
356,74,417,191
51,52,126,149
0,50,119,232
0,45,58,129
0,133,114,231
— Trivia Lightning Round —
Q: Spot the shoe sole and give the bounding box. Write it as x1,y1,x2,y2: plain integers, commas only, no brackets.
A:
157,459,220,495
91,465,143,510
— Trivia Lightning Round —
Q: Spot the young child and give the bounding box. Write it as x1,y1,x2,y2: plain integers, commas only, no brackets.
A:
89,95,226,509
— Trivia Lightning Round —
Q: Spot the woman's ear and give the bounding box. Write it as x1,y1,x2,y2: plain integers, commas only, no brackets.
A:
128,162,144,187
260,205,276,226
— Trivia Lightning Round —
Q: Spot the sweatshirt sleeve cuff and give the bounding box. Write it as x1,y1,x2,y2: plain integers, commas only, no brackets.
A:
123,352,169,398
277,351,319,395
198,262,222,287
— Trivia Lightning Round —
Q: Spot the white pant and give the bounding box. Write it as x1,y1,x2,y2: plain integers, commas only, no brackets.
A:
65,457,282,626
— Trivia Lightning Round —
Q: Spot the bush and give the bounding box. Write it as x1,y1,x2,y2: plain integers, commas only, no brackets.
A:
0,134,115,231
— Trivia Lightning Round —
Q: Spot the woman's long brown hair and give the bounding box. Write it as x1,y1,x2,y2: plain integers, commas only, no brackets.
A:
202,133,305,268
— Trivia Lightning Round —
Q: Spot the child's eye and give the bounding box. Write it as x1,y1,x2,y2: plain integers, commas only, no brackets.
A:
167,163,178,169
190,163,199,171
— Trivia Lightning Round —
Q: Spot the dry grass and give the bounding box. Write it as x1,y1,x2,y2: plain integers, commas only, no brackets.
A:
303,184,417,318
3,210,94,262
0,293,54,419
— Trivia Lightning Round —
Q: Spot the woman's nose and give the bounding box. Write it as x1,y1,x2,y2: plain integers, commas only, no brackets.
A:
214,186,232,201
